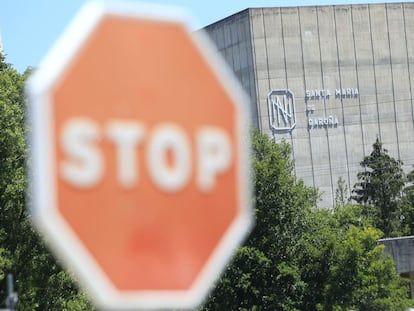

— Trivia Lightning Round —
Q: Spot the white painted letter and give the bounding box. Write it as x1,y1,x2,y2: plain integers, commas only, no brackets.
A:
147,124,191,192
335,89,341,98
107,121,145,188
60,118,103,188
197,127,232,192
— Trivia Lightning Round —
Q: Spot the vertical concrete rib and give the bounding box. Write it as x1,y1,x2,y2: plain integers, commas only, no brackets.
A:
246,11,260,129
333,6,352,193
350,6,366,158
249,10,263,132
298,7,317,191
261,9,272,101
261,9,275,143
403,4,414,138
368,4,382,140
279,8,297,175
385,3,401,160
316,6,335,207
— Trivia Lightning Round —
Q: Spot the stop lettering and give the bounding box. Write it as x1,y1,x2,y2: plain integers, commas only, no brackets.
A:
60,118,232,192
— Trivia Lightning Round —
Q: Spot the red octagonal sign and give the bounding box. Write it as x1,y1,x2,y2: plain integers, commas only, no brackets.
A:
26,1,252,310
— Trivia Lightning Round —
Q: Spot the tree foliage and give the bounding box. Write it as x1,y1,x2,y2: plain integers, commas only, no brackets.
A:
298,207,412,311
202,130,317,310
350,138,414,237
335,176,349,208
202,131,413,310
400,169,414,235
0,57,93,310
351,138,405,237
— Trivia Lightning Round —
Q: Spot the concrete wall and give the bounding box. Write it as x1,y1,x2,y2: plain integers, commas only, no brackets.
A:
205,3,414,208
379,236,414,298
204,10,258,127
379,236,414,273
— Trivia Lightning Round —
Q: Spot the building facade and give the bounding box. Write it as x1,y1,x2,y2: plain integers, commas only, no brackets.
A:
205,3,414,207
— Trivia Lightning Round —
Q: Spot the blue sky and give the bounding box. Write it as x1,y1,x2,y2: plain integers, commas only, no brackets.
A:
0,0,410,73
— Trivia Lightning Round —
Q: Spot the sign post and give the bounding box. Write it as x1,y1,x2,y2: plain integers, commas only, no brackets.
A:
26,1,252,310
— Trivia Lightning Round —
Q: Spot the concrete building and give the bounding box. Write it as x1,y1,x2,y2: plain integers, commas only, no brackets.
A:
379,236,414,297
204,3,414,207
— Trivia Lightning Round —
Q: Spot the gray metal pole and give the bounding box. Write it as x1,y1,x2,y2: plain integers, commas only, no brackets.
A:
4,274,17,311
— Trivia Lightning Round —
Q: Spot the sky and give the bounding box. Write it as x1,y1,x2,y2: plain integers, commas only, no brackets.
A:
0,0,411,73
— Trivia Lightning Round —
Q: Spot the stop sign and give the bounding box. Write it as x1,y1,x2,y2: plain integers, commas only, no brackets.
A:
26,1,252,310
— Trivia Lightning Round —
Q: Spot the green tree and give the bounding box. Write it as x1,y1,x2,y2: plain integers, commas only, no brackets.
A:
400,168,414,235
202,129,318,310
351,138,405,237
0,57,93,310
297,209,338,311
335,176,349,208
202,131,412,310
298,205,413,311
323,226,411,311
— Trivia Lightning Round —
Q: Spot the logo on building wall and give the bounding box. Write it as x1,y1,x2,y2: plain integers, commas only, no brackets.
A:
268,89,296,133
